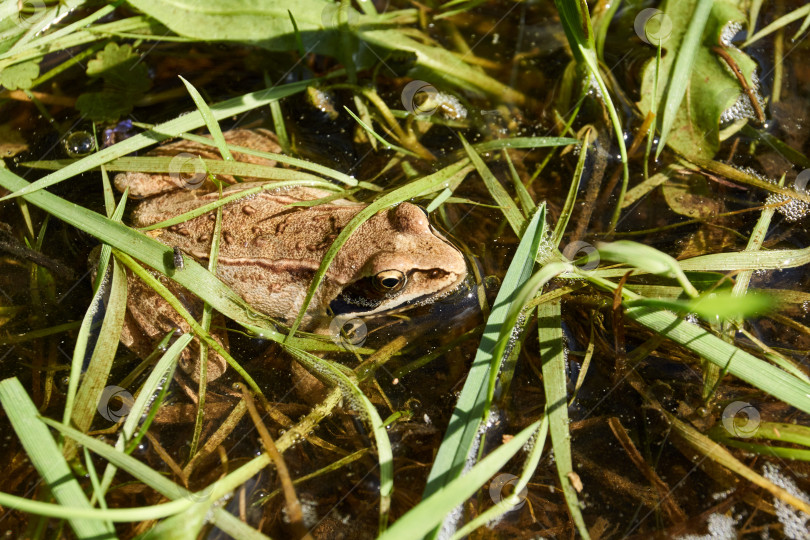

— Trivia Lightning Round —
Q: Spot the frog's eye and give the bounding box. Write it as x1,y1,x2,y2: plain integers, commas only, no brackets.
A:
374,270,406,293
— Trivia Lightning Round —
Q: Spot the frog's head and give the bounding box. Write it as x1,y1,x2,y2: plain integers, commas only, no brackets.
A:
329,203,468,318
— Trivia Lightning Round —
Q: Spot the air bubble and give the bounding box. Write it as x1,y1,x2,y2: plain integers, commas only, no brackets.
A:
64,131,95,157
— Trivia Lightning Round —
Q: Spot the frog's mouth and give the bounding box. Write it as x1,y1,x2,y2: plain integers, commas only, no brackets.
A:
328,269,466,317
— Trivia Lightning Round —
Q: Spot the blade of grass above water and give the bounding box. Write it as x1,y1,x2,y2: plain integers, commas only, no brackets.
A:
0,167,281,338
461,136,526,236
171,131,361,187
1,78,317,200
179,76,234,161
97,334,191,497
471,137,577,153
379,420,542,540
67,258,127,456
423,204,546,500
24,157,337,186
0,377,116,539
655,0,714,157
625,305,810,415
461,135,525,235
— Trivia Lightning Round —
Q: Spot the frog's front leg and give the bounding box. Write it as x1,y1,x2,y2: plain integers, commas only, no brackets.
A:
121,266,228,382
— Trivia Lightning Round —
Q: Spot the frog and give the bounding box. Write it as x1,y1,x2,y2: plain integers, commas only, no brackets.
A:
113,129,469,383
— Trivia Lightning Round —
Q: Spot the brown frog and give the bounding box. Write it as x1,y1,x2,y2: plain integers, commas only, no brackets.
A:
114,129,468,381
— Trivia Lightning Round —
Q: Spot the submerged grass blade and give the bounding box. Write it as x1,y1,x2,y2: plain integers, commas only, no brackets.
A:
537,300,590,539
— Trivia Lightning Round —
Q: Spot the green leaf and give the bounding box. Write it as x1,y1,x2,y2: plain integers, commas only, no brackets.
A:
76,42,152,121
625,306,810,415
597,240,699,297
460,134,525,235
626,291,774,321
639,0,761,160
0,59,39,89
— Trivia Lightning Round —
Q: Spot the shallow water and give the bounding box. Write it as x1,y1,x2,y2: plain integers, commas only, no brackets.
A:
2,1,810,538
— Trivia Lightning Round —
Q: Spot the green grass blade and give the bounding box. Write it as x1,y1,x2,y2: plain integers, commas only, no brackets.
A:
1,79,315,200
0,377,116,538
286,348,393,531
626,306,810,415
742,4,810,46
597,240,699,297
179,76,233,161
471,137,577,152
98,334,191,495
212,509,272,540
69,258,128,438
461,134,526,235
552,135,588,245
423,204,546,497
286,159,473,336
656,0,714,157
380,420,541,540
538,300,590,539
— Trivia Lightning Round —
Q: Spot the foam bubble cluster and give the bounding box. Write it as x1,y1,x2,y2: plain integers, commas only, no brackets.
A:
762,463,810,539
